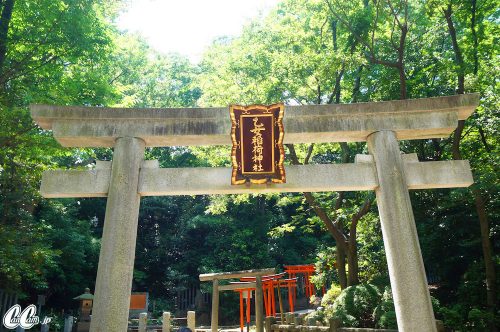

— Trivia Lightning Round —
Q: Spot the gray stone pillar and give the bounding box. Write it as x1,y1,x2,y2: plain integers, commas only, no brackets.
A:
138,312,147,332
162,312,171,332
367,130,436,332
90,137,146,332
63,316,73,332
255,276,263,332
187,310,196,331
211,279,219,332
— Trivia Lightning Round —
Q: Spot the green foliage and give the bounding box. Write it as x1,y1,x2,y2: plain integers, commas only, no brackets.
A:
326,283,382,328
373,287,397,329
304,305,326,324
0,0,497,327
440,305,498,332
373,286,443,329
310,247,338,288
111,34,201,108
320,284,342,307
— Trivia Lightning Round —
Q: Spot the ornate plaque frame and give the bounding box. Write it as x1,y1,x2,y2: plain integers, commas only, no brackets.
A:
230,103,285,184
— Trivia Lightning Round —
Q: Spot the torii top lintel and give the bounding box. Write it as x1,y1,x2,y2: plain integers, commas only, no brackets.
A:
30,94,479,148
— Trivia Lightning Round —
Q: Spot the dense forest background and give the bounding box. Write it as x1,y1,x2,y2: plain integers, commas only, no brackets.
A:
0,0,498,330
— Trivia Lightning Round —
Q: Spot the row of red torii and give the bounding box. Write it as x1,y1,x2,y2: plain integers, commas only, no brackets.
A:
200,265,320,332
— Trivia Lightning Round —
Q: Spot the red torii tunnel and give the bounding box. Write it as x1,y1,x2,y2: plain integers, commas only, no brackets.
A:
232,265,321,332
284,264,323,299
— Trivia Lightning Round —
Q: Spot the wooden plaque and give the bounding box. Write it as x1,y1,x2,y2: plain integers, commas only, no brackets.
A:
230,104,285,184
129,293,147,310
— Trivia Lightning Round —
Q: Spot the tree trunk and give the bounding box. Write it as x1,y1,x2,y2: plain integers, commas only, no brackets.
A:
470,0,479,75
287,144,350,289
397,24,408,100
445,2,497,324
331,19,338,51
444,3,465,94
352,65,363,103
478,127,491,152
302,191,348,252
452,120,465,160
336,246,348,289
473,188,497,315
398,63,407,100
0,0,15,76
332,69,344,104
347,226,359,286
327,18,345,105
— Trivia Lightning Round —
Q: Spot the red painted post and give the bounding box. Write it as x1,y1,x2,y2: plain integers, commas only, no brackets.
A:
246,289,251,329
267,282,272,316
271,280,276,316
239,290,244,332
262,284,269,316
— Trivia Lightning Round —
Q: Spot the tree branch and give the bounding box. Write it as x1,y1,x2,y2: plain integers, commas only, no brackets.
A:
386,0,403,29
287,143,348,250
304,144,315,165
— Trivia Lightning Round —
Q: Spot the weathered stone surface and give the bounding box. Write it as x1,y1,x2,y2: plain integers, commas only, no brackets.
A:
41,169,110,197
187,311,196,332
95,160,111,169
211,279,219,332
138,313,147,332
404,160,473,189
142,159,159,168
30,94,479,147
255,276,264,332
40,160,473,198
199,268,275,281
368,131,437,332
218,282,257,291
140,164,377,195
63,316,73,332
162,312,171,332
89,137,145,332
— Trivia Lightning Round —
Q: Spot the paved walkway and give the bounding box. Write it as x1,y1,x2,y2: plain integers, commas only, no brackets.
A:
196,310,315,332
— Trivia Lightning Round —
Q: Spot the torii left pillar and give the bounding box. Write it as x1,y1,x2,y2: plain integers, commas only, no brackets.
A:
89,137,145,332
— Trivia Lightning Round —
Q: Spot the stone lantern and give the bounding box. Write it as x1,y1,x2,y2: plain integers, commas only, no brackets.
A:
73,288,94,332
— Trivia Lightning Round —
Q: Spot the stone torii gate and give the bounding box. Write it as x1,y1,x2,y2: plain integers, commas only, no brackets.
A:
30,93,478,332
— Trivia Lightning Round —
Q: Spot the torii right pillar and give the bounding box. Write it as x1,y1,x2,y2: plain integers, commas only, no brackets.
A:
368,130,436,332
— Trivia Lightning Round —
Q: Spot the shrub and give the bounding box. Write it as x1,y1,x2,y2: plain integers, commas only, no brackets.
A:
467,308,496,331
373,286,397,329
440,305,498,331
320,284,342,307
325,283,381,328
374,286,442,330
304,306,325,324
440,304,465,330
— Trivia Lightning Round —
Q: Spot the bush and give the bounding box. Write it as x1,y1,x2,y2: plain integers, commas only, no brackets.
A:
440,304,465,330
325,283,381,328
304,306,325,324
373,286,397,329
440,305,498,331
320,284,342,307
467,308,496,331
305,284,342,324
374,286,442,330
